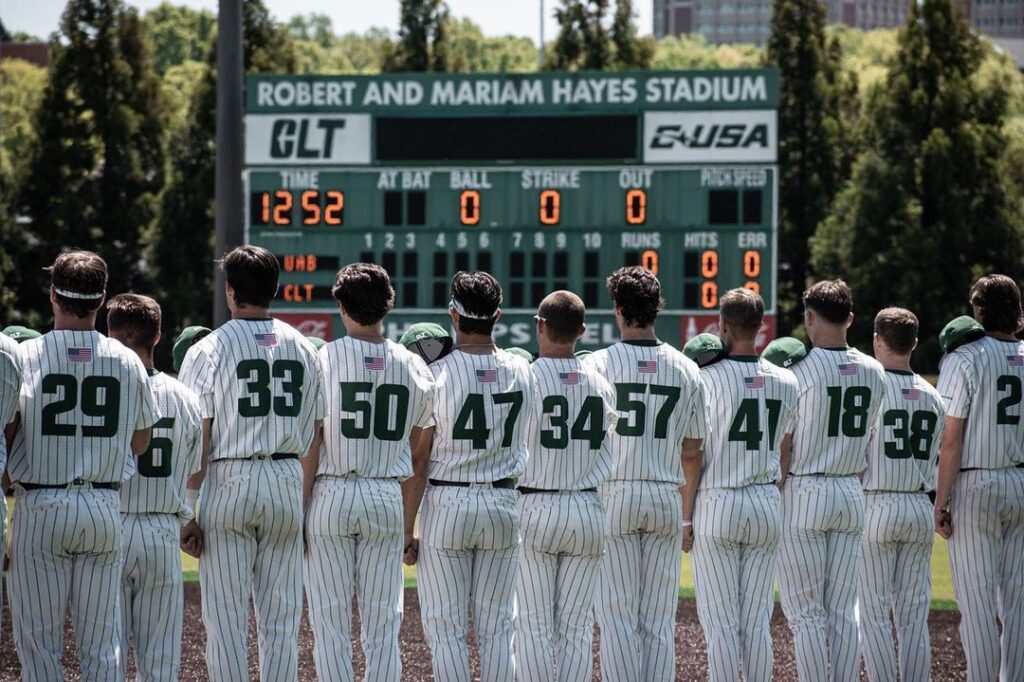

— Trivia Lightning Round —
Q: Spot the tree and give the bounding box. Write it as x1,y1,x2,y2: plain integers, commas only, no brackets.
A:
765,0,844,333
15,0,165,328
548,0,612,71
610,0,653,69
143,2,215,74
812,0,1022,368
382,0,451,72
145,0,296,369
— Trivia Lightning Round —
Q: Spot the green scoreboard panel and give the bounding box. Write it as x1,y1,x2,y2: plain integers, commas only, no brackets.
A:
245,70,779,350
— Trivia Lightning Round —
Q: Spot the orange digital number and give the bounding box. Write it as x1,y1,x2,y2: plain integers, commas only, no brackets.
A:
273,190,293,226
460,190,481,226
641,249,659,276
259,192,271,224
744,281,761,294
301,191,321,226
283,254,318,273
701,250,719,279
701,281,719,309
539,189,560,225
324,190,344,225
626,189,647,225
743,250,761,278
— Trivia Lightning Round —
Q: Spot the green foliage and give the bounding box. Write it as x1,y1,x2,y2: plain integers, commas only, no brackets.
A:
651,34,761,69
145,0,296,369
143,2,215,74
382,0,451,72
15,0,165,328
765,0,846,334
610,0,653,69
549,0,612,71
812,0,1022,369
444,18,538,73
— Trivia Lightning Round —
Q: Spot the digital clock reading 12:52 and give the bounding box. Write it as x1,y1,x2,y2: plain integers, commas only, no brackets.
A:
250,190,345,227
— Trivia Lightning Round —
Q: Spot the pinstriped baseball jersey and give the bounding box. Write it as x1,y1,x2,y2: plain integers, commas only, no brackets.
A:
0,333,21,469
698,356,798,489
863,370,945,492
10,331,159,484
582,340,707,484
937,335,1024,468
519,357,618,490
120,371,203,518
318,337,435,479
789,346,886,476
178,318,324,460
426,348,533,482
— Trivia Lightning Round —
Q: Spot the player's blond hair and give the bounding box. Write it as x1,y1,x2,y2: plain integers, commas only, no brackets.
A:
720,288,764,338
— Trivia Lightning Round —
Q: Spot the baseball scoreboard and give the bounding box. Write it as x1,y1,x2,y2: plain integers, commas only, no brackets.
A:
244,69,779,349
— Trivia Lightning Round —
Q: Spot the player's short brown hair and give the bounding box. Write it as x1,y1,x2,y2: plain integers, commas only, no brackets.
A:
720,288,764,338
451,271,502,335
969,274,1023,334
874,307,918,355
49,250,107,318
607,266,664,328
803,279,853,325
218,245,279,309
107,294,162,349
332,262,395,326
538,290,585,344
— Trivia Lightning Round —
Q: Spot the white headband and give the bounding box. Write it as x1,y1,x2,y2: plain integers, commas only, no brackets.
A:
53,287,104,300
450,297,498,320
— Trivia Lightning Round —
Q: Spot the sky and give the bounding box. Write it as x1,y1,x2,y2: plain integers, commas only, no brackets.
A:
3,0,654,43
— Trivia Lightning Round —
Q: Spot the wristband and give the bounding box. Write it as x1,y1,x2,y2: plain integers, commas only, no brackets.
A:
681,520,693,528
185,488,200,514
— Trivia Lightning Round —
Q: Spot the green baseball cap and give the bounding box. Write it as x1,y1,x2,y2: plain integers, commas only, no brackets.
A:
574,349,594,360
504,347,535,363
939,316,985,354
307,336,327,350
2,325,41,343
761,337,807,369
682,333,728,368
172,326,212,373
400,322,454,364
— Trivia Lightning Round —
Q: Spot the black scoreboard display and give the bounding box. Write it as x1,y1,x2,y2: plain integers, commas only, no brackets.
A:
245,70,779,348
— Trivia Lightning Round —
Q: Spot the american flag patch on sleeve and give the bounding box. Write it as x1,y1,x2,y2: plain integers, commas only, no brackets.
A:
901,387,920,400
559,371,579,385
1008,355,1024,368
254,333,277,347
476,368,497,383
637,360,658,374
743,375,764,390
67,347,93,363
838,363,858,376
364,356,384,371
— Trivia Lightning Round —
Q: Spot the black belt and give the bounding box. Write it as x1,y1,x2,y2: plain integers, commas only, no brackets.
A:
518,486,597,495
429,478,516,490
963,464,1024,471
21,479,120,491
249,452,299,461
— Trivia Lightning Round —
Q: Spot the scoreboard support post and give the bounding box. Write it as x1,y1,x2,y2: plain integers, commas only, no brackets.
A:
214,0,244,326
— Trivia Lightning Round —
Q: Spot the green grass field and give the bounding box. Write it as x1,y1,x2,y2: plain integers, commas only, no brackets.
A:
179,537,958,610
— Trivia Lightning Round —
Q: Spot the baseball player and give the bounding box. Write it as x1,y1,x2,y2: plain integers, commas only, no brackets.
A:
683,289,798,682
583,266,707,682
178,245,324,682
774,279,885,682
2,326,42,344
514,291,618,682
106,294,203,681
857,308,945,682
399,322,454,365
404,271,533,682
303,263,436,682
8,251,159,681
171,326,211,374
934,274,1024,682
0,325,21,636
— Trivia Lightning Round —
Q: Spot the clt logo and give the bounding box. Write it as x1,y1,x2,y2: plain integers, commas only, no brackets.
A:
650,123,769,150
270,118,347,159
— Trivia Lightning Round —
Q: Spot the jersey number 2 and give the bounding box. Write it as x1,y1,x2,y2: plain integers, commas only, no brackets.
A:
996,375,1022,425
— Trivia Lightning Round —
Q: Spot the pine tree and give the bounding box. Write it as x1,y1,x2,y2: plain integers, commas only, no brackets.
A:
382,0,451,72
145,0,296,368
16,0,165,327
610,0,653,69
548,0,612,71
765,0,844,332
812,0,1021,368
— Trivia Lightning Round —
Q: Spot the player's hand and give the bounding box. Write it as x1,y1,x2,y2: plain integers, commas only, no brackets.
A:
681,525,694,553
403,534,419,566
934,508,953,539
180,520,203,558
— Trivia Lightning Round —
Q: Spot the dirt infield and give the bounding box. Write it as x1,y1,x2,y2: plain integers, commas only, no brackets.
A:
0,585,966,680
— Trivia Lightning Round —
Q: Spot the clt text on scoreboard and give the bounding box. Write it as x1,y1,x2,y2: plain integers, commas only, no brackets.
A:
243,69,779,350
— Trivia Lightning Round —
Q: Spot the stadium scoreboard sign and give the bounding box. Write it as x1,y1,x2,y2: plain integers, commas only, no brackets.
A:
244,69,779,348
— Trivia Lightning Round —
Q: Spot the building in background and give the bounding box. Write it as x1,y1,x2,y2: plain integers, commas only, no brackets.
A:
963,0,1024,39
0,19,49,67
